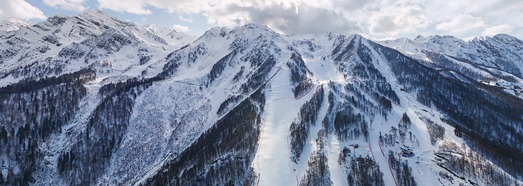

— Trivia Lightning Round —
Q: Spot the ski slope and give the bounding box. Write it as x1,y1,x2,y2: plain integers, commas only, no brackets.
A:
253,63,318,185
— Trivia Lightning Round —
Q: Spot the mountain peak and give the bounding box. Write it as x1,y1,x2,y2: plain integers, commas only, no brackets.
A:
239,23,271,30
79,9,111,19
492,33,521,42
228,23,278,36
144,24,174,35
466,34,521,44
76,9,134,28
351,33,368,40
0,17,31,31
200,26,231,39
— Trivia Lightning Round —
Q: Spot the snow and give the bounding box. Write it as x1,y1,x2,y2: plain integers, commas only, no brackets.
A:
380,34,523,79
253,54,306,186
295,35,351,185
0,11,196,88
298,35,345,84
326,134,344,185
0,18,31,32
251,34,523,186
103,81,211,185
368,116,398,186
364,38,444,185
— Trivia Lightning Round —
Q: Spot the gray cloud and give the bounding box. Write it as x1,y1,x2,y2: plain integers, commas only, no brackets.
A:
92,0,523,39
369,16,396,34
435,14,485,33
5,0,519,39
220,2,361,35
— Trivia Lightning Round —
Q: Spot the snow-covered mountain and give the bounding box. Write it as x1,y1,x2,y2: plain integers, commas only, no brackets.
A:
0,18,31,32
0,10,195,87
380,35,523,100
381,35,523,77
1,11,522,186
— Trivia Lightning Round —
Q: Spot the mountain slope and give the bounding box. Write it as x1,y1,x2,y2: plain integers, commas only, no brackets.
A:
0,11,522,186
0,18,31,32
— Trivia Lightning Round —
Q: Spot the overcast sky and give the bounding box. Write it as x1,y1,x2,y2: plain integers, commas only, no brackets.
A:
1,0,521,40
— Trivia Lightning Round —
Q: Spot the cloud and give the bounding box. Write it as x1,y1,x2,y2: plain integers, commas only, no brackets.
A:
43,0,86,11
173,24,189,33
96,0,362,35
0,0,45,20
97,0,208,15
367,1,428,38
436,14,485,33
369,15,396,34
98,0,152,14
178,15,193,23
208,2,361,34
92,0,522,39
482,24,513,36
